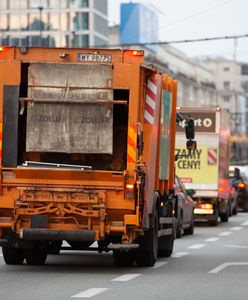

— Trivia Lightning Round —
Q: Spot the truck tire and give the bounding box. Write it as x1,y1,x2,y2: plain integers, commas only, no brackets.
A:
24,247,47,265
135,209,158,267
47,241,62,255
113,250,134,267
2,247,24,265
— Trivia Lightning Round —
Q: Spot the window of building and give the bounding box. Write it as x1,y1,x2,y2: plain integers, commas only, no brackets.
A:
241,64,248,75
242,81,248,93
0,15,8,30
72,34,89,47
72,12,89,30
223,96,230,102
71,0,89,8
223,66,230,72
9,14,20,30
223,81,230,91
49,13,60,30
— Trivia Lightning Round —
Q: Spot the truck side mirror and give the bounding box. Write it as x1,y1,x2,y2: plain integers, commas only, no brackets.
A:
185,118,195,140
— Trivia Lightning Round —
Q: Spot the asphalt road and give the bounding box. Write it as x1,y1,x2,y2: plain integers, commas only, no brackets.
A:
1,213,248,300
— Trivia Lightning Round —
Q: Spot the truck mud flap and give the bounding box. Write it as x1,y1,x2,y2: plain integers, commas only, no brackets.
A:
20,229,95,242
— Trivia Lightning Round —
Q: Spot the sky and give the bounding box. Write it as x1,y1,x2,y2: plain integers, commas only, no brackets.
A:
108,0,248,62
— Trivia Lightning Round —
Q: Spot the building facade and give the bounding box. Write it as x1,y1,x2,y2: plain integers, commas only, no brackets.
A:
0,0,108,47
109,24,217,107
201,59,247,135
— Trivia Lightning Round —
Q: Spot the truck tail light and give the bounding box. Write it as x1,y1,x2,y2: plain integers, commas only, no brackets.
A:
198,203,213,210
132,50,144,56
0,46,6,56
125,183,135,199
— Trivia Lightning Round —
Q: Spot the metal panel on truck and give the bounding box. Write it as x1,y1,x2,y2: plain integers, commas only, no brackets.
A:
26,63,113,154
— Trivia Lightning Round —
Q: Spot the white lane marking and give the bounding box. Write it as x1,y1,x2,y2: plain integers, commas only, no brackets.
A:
222,244,248,249
187,244,206,249
112,274,141,282
241,221,248,226
152,262,168,269
71,288,108,298
209,262,248,274
230,226,243,231
204,237,220,242
218,231,232,236
171,252,189,258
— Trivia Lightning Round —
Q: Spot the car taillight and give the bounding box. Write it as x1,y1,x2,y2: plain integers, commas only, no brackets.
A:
125,183,135,199
238,182,246,189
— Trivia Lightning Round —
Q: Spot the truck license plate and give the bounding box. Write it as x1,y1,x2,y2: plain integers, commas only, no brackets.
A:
78,53,112,62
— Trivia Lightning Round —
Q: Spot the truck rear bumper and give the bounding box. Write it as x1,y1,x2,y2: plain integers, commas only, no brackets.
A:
20,229,95,242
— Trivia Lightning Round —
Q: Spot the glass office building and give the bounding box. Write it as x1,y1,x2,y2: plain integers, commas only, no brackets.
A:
0,0,108,47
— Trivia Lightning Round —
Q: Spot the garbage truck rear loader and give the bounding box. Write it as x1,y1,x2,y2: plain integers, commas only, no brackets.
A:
0,46,186,266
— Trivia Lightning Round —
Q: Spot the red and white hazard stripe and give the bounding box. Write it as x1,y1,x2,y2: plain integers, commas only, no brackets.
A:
208,148,218,165
144,78,158,124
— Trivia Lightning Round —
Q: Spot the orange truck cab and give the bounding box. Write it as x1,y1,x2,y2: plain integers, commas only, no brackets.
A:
0,46,187,267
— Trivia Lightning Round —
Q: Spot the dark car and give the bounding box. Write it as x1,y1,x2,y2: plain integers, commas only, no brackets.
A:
229,166,248,212
175,175,195,238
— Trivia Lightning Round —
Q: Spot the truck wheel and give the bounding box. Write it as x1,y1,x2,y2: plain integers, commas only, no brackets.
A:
176,213,183,238
157,235,174,257
113,250,134,267
47,241,62,255
25,247,47,265
135,209,158,267
184,213,194,235
2,247,24,265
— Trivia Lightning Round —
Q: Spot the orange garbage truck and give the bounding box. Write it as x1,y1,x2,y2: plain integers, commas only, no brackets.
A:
0,46,190,267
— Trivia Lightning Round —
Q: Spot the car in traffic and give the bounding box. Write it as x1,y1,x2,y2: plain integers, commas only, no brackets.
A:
175,175,195,238
229,166,248,212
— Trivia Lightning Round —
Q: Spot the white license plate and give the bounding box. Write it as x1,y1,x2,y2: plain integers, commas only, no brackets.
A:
78,53,112,62
194,208,214,215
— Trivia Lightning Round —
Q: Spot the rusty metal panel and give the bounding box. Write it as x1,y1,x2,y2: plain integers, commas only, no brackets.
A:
26,63,113,154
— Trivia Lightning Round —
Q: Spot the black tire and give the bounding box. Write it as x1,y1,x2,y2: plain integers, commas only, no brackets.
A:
157,235,174,257
229,199,233,217
135,209,158,267
47,241,62,255
2,247,24,265
113,250,134,267
176,213,183,238
220,208,229,222
232,205,237,215
184,212,194,235
24,247,47,265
